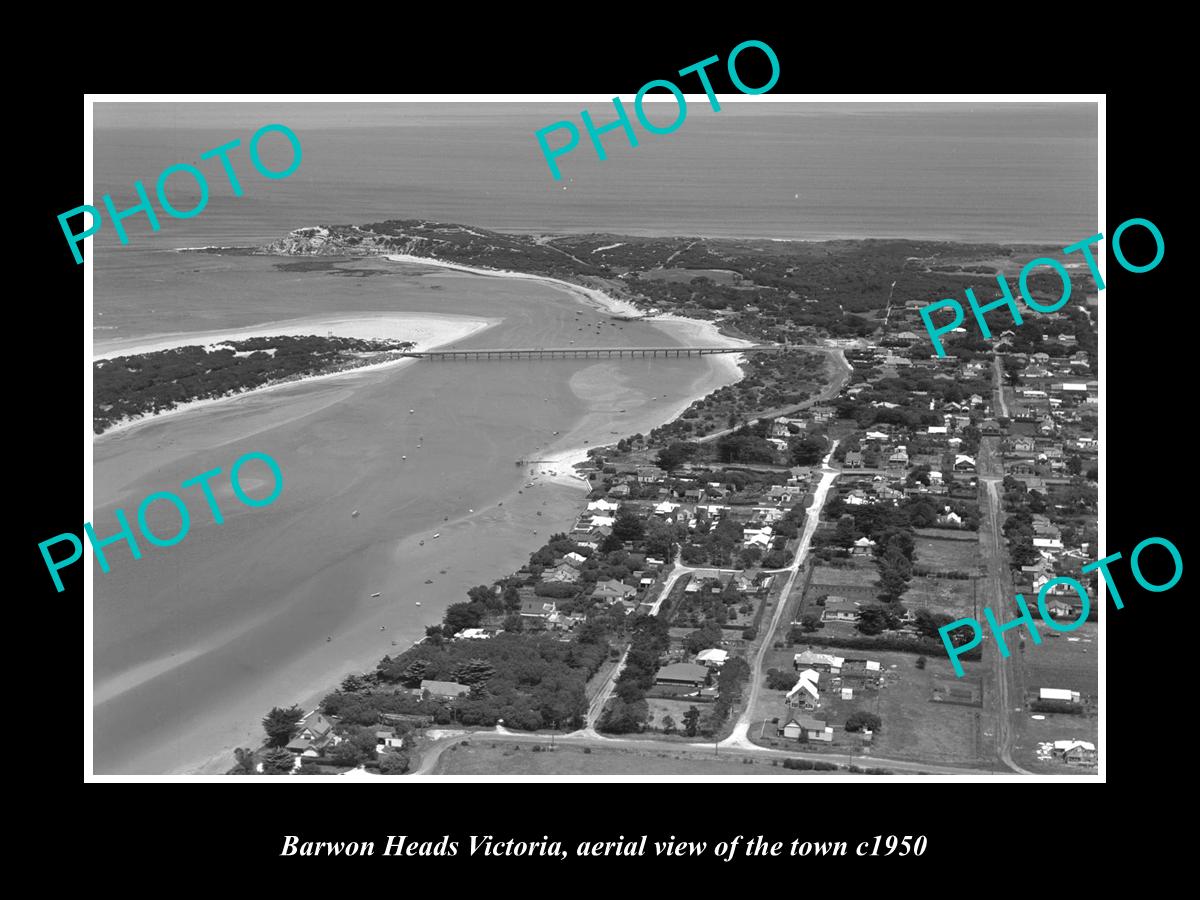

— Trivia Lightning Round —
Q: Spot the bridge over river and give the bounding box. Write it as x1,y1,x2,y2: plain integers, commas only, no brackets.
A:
402,345,789,361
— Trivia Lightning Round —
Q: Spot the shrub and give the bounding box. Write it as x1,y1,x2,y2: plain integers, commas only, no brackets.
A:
766,668,799,691
378,750,411,775
787,631,982,661
845,712,882,733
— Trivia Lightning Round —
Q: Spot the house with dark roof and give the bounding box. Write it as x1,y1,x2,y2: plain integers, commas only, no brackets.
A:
520,598,558,620
286,711,339,758
420,680,471,701
654,663,710,688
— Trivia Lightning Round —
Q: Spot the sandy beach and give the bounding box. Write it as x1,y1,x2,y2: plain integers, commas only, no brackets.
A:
532,315,757,489
92,253,753,775
384,254,646,318
93,311,495,361
93,313,498,439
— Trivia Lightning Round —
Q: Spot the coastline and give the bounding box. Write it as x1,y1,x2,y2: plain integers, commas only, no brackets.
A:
95,251,759,775
533,315,758,489
383,253,646,319
93,313,498,441
377,254,757,490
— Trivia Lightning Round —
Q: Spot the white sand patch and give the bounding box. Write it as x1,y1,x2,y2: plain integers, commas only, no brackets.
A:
94,312,493,362
384,254,645,319
93,313,498,440
530,319,753,490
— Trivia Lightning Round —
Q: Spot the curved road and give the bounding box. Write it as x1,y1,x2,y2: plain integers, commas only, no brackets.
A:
695,347,852,445
417,724,994,777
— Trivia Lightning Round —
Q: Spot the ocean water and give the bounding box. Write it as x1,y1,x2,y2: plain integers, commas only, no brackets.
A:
88,102,1098,774
91,101,1098,250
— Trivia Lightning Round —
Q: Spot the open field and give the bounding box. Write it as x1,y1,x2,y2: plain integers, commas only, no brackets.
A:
640,267,743,285
914,533,986,573
433,740,823,776
809,563,880,588
802,563,880,612
1011,621,1098,773
746,648,988,766
645,698,703,733
901,575,978,617
1020,622,1099,695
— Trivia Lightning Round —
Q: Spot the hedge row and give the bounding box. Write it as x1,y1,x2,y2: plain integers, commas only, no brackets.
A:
787,631,983,661
782,758,839,771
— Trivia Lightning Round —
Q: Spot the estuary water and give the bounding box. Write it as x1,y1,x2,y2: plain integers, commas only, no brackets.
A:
89,101,1097,773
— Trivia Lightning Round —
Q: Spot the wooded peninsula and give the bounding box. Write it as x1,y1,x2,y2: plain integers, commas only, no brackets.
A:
93,335,414,434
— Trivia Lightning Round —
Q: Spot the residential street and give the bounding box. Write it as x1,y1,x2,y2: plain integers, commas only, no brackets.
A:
978,434,1034,775
723,443,840,749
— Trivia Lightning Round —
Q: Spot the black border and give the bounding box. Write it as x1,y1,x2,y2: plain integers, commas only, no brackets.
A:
37,36,1173,879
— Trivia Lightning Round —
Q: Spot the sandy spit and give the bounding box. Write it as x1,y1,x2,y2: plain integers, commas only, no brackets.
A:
93,313,498,440
383,254,646,319
533,314,758,488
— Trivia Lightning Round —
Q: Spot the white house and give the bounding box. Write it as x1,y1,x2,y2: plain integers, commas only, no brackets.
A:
786,670,820,710
696,648,729,668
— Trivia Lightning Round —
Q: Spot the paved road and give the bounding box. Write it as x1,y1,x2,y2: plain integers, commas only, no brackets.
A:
992,355,1010,419
581,647,629,738
723,443,840,749
978,439,1035,776
417,724,995,777
581,549,693,737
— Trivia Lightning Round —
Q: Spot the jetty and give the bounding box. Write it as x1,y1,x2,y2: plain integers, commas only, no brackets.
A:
402,345,787,361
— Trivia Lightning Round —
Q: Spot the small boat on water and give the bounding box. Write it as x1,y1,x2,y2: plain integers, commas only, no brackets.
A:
371,592,381,598
351,510,359,518
424,579,433,584
419,540,425,546
415,601,421,606
433,533,440,539
409,409,415,414
401,455,407,460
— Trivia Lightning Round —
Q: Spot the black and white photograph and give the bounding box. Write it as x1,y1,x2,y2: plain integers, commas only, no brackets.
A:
74,90,1118,786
